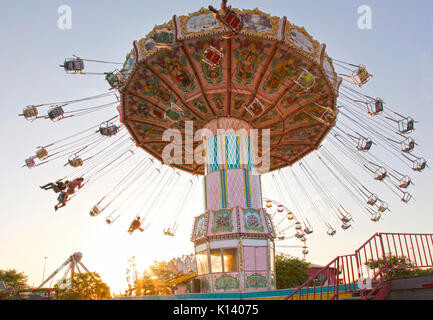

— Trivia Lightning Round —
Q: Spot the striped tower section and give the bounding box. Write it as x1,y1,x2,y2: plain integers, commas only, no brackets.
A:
191,118,276,294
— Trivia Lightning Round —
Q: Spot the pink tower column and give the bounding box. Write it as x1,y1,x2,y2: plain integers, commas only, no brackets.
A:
191,118,276,293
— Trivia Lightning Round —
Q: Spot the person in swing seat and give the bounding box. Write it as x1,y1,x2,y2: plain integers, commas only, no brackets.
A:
128,217,144,234
54,191,69,211
66,177,84,195
40,179,69,193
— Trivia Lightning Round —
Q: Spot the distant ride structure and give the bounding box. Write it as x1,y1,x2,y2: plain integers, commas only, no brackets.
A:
38,252,93,290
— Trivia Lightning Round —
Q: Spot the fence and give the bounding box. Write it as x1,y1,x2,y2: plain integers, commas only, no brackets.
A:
284,232,433,300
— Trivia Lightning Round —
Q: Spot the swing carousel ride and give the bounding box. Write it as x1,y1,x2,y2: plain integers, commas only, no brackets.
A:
20,1,427,261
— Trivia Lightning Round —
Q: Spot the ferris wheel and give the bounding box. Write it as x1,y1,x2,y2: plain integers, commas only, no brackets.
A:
263,198,310,260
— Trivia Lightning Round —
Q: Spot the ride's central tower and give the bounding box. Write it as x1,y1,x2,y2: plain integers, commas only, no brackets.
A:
191,118,276,293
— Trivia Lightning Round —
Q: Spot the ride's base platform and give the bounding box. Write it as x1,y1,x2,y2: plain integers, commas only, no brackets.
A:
114,285,356,300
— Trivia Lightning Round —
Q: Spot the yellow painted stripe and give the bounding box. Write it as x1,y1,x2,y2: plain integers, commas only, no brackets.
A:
247,293,354,300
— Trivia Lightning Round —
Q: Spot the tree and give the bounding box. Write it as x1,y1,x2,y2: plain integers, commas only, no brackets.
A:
149,260,175,283
0,269,28,288
275,255,310,289
0,269,29,300
125,257,184,296
54,272,111,300
133,270,172,296
365,254,433,280
133,271,156,296
125,256,139,296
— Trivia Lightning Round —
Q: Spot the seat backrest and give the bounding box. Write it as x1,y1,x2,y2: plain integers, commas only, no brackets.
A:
72,60,84,70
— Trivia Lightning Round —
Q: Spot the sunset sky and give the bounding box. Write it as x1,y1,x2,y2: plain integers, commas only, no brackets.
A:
1,0,433,295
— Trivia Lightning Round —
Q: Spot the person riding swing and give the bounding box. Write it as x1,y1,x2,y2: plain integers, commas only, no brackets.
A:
54,191,69,211
128,217,145,234
66,177,84,195
40,179,69,193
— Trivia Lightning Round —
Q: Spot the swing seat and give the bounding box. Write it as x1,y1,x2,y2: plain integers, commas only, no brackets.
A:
105,71,124,89
63,59,85,73
401,137,415,153
351,65,372,87
399,176,411,189
323,110,337,126
128,227,140,234
69,157,83,168
368,99,384,115
48,106,65,121
357,69,370,83
218,9,244,35
413,158,426,172
341,223,351,230
378,202,388,213
371,214,381,222
57,192,67,203
357,138,373,151
398,117,415,134
295,70,316,90
302,249,309,255
327,229,336,236
202,47,224,68
106,217,114,224
100,125,118,137
374,168,387,181
36,147,48,160
367,194,378,206
304,227,313,235
99,123,119,137
341,214,352,224
278,235,285,240
401,192,412,203
224,11,243,30
374,173,387,181
287,214,294,221
89,205,101,217
245,97,264,117
129,220,142,234
295,232,304,239
23,106,38,120
163,229,175,237
25,157,36,168
307,108,336,126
